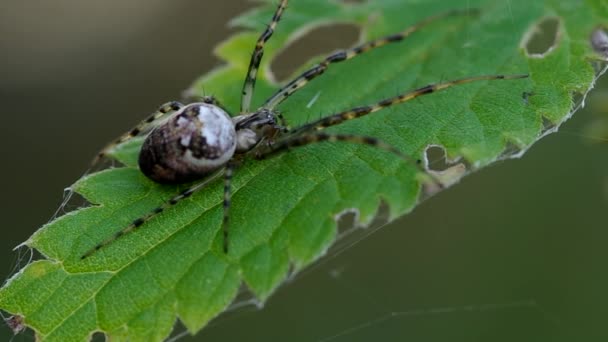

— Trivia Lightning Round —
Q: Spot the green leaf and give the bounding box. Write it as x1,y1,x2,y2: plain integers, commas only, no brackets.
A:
1,0,605,340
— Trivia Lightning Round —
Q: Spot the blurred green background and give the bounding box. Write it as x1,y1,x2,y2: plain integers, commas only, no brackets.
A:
1,1,607,341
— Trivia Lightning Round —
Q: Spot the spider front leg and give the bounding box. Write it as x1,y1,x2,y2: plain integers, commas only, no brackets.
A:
93,101,183,165
241,0,289,113
261,8,479,109
290,74,529,134
276,111,290,132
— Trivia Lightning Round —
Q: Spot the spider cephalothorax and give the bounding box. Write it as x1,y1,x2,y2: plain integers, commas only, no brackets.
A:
82,0,526,259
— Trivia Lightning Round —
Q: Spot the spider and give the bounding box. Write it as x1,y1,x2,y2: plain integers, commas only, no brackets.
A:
81,0,527,259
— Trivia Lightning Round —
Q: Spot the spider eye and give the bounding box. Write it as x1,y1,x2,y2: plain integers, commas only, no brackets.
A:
138,103,237,183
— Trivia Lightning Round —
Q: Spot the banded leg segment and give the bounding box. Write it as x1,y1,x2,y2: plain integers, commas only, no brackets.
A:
80,169,224,259
256,132,440,187
261,8,479,110
259,132,407,160
290,74,528,134
93,101,183,165
241,0,289,113
222,161,237,253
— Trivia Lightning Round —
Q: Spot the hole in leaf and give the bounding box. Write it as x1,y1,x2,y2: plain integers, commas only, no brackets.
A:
422,145,467,191
591,26,608,58
270,23,360,82
522,17,560,57
424,145,451,172
91,332,106,341
335,208,359,235
330,203,390,259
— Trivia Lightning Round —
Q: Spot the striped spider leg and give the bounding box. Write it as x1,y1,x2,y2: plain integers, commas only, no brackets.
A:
81,1,527,260
261,7,481,110
92,101,183,165
288,75,529,135
250,74,528,192
241,0,288,113
80,168,225,259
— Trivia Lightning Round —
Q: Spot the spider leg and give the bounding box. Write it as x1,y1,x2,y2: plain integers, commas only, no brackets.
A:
222,161,237,253
80,168,224,260
93,101,183,165
276,111,290,132
259,132,405,160
256,132,440,187
261,8,479,110
241,0,289,113
290,74,528,134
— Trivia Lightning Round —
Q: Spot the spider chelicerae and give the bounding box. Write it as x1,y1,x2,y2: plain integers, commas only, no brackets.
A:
81,0,527,259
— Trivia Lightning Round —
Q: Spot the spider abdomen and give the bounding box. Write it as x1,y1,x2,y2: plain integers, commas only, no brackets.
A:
139,103,236,184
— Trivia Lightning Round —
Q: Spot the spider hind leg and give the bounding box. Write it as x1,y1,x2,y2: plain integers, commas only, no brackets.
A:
221,162,237,253
257,132,444,189
79,169,224,260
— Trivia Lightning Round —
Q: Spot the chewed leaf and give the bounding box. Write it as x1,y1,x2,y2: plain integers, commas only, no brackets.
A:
1,0,606,341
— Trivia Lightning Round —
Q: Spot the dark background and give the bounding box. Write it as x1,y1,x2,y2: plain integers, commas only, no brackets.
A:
1,1,607,341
